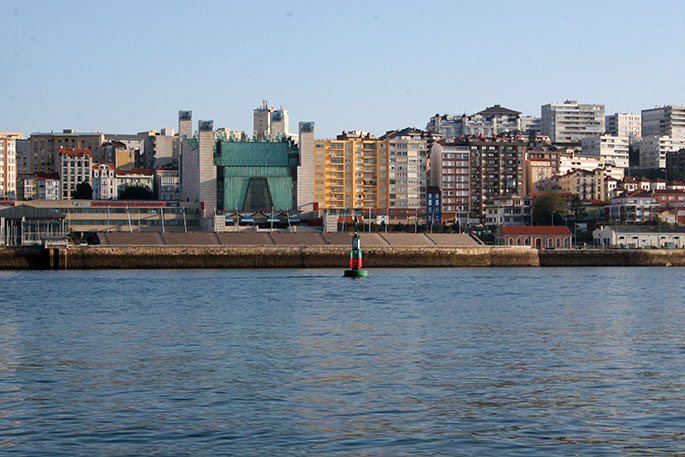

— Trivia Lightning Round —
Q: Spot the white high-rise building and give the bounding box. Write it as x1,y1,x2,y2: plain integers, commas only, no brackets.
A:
581,135,630,172
639,135,685,169
641,105,685,138
379,128,434,209
178,110,193,139
181,120,217,230
605,113,641,142
253,101,289,139
541,100,605,144
297,121,315,212
0,133,20,199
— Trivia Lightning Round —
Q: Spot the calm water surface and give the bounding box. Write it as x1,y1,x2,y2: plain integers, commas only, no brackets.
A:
0,268,683,456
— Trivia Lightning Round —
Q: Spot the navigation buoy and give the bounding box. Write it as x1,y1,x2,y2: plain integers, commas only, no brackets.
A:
344,231,368,278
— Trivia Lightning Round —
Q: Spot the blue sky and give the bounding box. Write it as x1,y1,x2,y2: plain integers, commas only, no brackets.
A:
1,0,684,138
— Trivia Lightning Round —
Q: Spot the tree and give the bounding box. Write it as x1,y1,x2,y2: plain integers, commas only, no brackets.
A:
118,184,154,200
532,193,567,226
72,181,92,199
569,195,585,222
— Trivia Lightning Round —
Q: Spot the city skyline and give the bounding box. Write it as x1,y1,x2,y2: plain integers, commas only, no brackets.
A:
2,0,684,138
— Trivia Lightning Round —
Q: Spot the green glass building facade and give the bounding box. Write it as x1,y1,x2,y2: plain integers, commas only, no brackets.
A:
215,138,299,211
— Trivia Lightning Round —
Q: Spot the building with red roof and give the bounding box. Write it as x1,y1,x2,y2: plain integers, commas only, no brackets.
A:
92,163,116,200
496,225,572,248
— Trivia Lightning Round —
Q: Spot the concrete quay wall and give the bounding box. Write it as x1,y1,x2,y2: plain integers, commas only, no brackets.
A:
3,246,685,269
63,246,540,269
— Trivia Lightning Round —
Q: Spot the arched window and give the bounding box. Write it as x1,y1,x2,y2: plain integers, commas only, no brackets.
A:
547,238,553,248
524,238,530,246
564,238,569,248
508,238,514,245
517,238,522,246
556,238,561,248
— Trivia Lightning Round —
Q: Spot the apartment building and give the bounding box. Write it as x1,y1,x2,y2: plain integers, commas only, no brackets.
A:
253,101,289,139
605,113,641,142
525,159,553,194
426,105,537,138
560,169,607,201
581,134,629,172
57,148,92,199
30,130,103,173
312,131,389,212
92,163,117,200
115,168,155,197
429,141,470,222
666,148,685,180
483,196,532,228
379,128,437,209
606,194,659,223
0,134,18,199
641,105,685,138
466,136,526,219
639,135,685,169
558,151,623,181
155,164,180,201
37,173,61,200
541,100,605,144
526,146,560,174
432,136,526,220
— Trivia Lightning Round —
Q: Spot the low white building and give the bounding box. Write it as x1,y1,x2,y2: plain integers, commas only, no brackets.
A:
92,163,117,200
593,225,685,248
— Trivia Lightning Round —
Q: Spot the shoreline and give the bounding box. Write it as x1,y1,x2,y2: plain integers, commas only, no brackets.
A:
2,245,685,269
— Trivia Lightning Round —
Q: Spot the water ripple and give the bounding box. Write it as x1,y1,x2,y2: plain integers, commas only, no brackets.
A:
0,267,683,456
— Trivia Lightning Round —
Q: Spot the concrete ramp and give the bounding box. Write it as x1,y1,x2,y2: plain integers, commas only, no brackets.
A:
358,233,388,246
217,232,275,246
101,232,165,246
270,232,326,246
321,233,353,245
426,233,483,246
380,233,433,246
161,233,220,246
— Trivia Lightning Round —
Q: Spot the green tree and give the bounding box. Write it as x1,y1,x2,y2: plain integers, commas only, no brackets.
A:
569,195,585,221
118,184,154,200
72,181,92,199
533,193,567,226
627,168,665,180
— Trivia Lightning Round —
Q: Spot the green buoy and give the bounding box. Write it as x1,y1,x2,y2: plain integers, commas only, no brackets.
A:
344,230,368,278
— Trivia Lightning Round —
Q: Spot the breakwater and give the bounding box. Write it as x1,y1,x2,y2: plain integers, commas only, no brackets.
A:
2,245,685,269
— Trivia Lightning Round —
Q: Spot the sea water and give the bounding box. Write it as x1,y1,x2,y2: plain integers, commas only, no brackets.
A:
0,268,683,456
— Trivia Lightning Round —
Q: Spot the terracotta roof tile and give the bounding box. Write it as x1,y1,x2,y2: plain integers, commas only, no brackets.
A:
500,226,571,236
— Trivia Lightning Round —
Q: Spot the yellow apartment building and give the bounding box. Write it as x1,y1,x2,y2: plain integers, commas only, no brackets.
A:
313,131,389,212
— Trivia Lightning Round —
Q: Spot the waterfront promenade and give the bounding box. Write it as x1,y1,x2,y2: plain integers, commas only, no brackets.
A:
2,233,685,269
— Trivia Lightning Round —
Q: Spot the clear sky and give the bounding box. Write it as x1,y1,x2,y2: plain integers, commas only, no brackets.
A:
2,0,684,138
